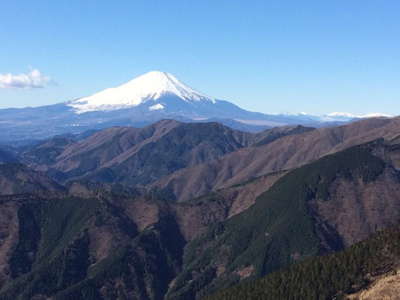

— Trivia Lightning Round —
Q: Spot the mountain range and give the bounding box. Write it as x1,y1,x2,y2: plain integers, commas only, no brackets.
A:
0,70,399,299
0,115,399,299
0,71,391,143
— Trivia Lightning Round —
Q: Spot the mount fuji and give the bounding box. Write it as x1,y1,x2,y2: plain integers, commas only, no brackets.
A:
65,70,281,124
0,71,388,142
69,71,215,113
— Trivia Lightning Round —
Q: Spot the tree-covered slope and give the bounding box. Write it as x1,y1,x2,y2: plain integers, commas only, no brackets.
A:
167,139,399,299
20,120,254,186
204,226,400,300
0,192,186,300
153,117,400,202
0,163,65,195
1,137,399,300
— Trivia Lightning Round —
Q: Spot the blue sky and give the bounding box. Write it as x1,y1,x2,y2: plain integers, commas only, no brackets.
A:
1,0,399,115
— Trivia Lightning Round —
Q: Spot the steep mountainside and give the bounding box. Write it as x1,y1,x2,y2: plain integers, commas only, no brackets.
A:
20,135,76,167
17,117,400,204
0,117,399,300
153,117,400,201
252,125,314,146
0,164,64,195
21,120,254,185
1,137,399,300
18,121,319,193
0,175,278,300
0,192,185,300
204,226,400,300
166,139,400,299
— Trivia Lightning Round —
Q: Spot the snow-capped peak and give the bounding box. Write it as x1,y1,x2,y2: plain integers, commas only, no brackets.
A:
327,112,392,118
69,71,215,113
267,111,392,123
311,112,392,122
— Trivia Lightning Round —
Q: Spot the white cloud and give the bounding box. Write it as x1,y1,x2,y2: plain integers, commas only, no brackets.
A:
0,69,51,89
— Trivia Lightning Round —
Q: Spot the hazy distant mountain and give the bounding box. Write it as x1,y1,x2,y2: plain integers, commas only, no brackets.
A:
317,111,393,122
0,147,18,163
0,70,373,142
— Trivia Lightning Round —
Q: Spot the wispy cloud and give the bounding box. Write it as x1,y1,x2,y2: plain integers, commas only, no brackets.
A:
0,69,51,89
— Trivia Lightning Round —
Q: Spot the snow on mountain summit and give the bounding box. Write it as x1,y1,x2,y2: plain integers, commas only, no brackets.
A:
69,71,215,113
318,112,392,121
326,112,392,118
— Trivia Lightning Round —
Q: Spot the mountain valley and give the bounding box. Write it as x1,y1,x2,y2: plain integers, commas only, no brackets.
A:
3,0,399,298
0,115,399,299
